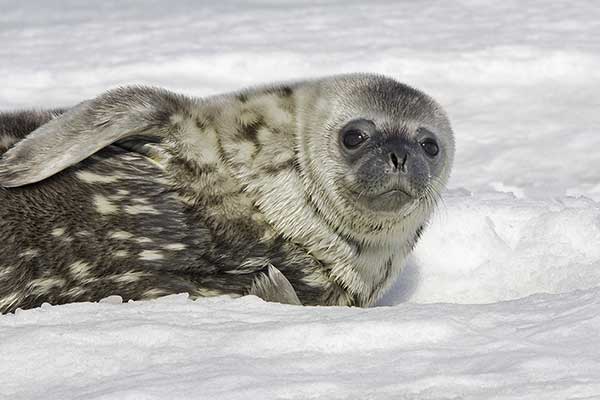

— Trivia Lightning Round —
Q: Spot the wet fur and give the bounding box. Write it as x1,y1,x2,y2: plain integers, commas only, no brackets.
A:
0,74,454,313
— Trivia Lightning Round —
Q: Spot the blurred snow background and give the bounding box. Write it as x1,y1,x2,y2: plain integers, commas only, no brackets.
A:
1,0,600,399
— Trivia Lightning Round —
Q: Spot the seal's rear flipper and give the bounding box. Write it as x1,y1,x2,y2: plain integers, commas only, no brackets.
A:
0,109,66,155
249,265,303,306
0,87,190,188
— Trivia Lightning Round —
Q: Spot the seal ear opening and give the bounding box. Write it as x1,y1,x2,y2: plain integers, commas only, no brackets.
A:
0,100,162,188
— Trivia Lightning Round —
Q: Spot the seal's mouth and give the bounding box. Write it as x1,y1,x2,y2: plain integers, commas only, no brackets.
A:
375,184,420,202
350,186,414,201
379,188,414,198
351,185,419,214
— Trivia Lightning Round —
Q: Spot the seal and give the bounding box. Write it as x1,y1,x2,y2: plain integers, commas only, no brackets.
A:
0,73,454,313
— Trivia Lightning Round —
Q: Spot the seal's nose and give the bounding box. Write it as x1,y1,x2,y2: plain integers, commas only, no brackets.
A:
388,151,408,173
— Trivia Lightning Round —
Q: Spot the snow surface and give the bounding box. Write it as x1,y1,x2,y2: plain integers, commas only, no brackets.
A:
3,292,600,400
1,0,600,399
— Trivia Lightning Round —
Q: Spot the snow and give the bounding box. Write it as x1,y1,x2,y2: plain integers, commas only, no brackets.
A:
1,0,600,399
3,292,600,399
381,191,600,305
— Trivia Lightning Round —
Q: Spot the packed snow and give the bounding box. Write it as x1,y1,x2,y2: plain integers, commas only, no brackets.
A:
1,0,600,399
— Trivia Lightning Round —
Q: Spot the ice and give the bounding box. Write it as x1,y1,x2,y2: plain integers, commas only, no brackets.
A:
1,0,600,398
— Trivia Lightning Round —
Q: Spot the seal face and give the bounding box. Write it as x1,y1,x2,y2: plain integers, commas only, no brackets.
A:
338,119,445,213
0,73,454,313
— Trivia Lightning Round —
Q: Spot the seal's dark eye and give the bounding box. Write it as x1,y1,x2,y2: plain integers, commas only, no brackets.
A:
342,130,368,149
420,138,439,157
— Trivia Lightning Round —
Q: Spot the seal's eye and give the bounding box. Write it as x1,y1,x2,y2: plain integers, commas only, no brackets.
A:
342,130,368,149
420,138,439,157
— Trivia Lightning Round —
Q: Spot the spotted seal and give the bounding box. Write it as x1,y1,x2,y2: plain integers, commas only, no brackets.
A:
0,74,454,313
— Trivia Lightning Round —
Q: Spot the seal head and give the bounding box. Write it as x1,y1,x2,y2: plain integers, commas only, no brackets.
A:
296,74,454,243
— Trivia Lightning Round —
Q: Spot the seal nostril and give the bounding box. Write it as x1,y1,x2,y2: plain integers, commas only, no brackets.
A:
401,153,408,172
390,153,399,170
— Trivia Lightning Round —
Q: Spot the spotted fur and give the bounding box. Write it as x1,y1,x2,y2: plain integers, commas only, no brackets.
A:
0,74,454,313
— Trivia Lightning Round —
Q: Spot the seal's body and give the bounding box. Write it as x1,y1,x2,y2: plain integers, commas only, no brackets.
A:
0,74,454,313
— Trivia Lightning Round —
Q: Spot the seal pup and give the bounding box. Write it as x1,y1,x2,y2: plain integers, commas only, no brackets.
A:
0,73,454,313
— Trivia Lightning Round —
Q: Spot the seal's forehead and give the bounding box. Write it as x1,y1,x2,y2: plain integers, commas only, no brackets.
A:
364,86,441,123
325,75,449,128
339,93,449,137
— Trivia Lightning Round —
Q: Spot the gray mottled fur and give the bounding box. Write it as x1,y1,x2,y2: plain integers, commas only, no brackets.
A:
0,74,454,313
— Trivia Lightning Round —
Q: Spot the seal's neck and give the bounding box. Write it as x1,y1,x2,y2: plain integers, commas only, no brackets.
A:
234,158,425,305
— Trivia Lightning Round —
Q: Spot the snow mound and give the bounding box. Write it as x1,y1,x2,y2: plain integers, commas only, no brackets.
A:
381,191,600,305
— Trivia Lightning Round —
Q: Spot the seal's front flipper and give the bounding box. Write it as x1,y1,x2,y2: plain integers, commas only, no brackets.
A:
249,264,302,306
